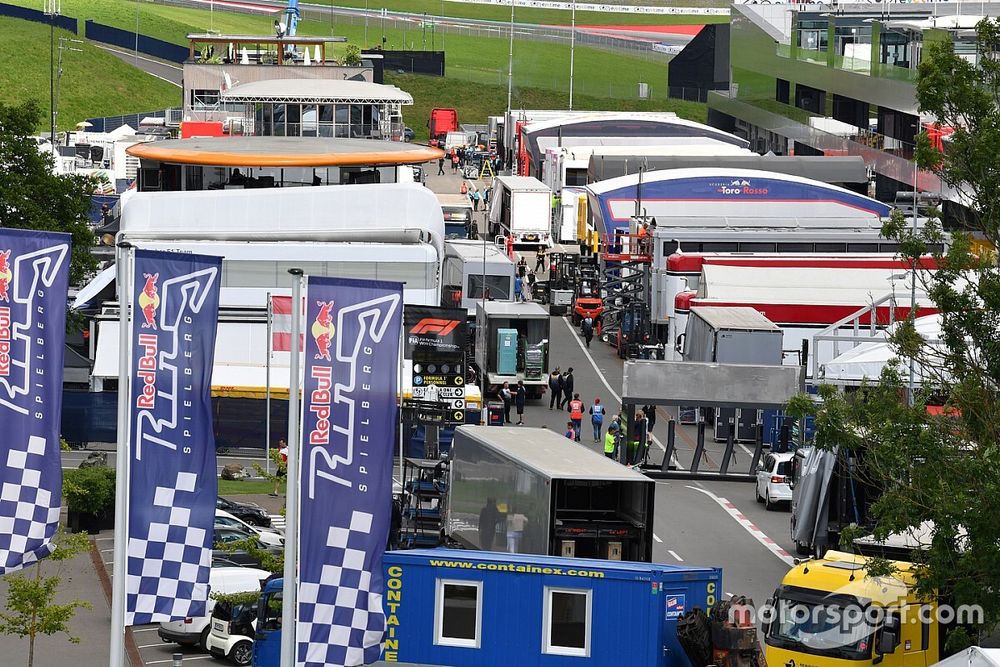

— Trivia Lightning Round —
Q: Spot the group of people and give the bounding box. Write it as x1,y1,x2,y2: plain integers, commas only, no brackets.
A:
513,256,537,302
436,146,503,176
498,380,528,425
601,406,657,466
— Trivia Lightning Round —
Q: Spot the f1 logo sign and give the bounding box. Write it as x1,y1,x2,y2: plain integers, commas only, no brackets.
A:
410,318,460,336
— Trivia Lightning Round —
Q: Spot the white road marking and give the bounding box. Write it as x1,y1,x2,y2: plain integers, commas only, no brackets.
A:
686,485,795,567
668,549,684,562
132,627,159,633
100,548,114,553
145,657,213,665
95,537,114,542
136,643,165,649
559,316,683,468
653,533,662,543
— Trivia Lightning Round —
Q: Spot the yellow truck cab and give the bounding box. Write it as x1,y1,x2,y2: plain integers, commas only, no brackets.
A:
764,551,939,667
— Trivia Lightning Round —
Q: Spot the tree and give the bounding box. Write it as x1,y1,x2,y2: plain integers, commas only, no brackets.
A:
0,530,93,667
789,18,1000,649
342,44,362,67
0,101,96,284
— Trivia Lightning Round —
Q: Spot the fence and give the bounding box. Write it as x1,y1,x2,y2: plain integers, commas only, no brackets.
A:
84,108,179,133
0,1,76,33
368,49,446,76
84,19,188,63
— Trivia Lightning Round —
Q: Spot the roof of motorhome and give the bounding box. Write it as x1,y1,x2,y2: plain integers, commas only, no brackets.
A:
221,79,413,104
476,301,548,317
455,426,652,482
493,175,550,191
690,306,780,331
588,155,869,184
126,137,442,167
445,239,514,263
436,193,474,207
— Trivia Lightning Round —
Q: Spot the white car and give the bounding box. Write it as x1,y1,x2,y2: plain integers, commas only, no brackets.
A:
157,567,269,649
755,451,794,511
215,509,284,547
206,595,259,665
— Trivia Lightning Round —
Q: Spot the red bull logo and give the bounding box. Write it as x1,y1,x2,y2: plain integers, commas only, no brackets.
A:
311,300,336,361
0,306,10,377
138,273,160,329
0,249,12,303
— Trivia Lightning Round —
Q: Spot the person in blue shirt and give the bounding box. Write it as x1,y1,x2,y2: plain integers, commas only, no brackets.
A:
589,398,605,443
514,274,524,302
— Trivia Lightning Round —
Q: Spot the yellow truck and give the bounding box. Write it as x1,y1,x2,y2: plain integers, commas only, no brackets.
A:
763,550,941,667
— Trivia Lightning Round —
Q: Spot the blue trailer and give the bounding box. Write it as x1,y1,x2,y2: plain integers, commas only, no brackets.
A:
252,549,722,666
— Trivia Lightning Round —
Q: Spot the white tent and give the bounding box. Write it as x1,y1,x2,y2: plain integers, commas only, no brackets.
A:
820,315,944,383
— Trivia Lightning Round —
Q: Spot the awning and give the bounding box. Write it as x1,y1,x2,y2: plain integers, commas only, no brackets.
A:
73,265,116,311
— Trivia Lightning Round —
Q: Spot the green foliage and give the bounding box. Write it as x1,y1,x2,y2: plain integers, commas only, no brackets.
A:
210,590,262,607
217,536,283,574
62,466,115,515
0,530,93,667
342,44,362,67
0,101,97,284
803,17,1000,644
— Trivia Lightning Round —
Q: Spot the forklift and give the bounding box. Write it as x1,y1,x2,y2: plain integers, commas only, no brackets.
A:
571,263,603,326
614,299,652,359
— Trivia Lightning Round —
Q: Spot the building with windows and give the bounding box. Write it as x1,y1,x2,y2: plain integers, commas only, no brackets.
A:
703,2,980,219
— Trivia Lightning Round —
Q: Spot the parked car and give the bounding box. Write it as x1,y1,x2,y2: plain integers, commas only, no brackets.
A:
403,126,415,142
206,595,259,665
217,496,271,527
157,566,269,650
755,451,794,511
215,509,283,546
213,528,283,567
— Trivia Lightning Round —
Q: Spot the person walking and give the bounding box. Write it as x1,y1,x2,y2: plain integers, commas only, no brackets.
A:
604,421,618,459
460,180,468,196
567,393,584,442
526,270,537,301
517,256,527,278
514,274,524,302
581,315,594,348
630,410,648,465
589,397,605,443
500,381,512,424
471,188,481,211
515,381,527,425
437,156,445,176
535,246,546,272
451,150,459,173
564,421,576,440
548,368,562,410
561,367,575,410
644,404,657,439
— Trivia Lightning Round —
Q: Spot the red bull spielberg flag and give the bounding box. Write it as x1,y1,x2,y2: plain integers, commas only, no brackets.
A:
298,276,402,667
0,229,71,574
125,249,222,624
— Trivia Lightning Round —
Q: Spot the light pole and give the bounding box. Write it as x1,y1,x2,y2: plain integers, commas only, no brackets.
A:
134,0,140,67
907,161,919,406
54,37,84,140
44,0,60,146
569,0,576,109
506,0,514,115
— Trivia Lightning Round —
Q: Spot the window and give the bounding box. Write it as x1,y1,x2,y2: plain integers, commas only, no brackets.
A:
543,587,591,656
468,274,512,300
434,579,482,648
190,89,220,109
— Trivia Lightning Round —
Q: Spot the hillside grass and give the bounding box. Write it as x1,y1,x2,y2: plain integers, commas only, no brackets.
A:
0,16,180,131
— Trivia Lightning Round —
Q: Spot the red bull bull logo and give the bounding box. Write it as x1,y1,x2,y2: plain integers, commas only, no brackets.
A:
0,249,12,304
311,300,336,361
138,273,160,329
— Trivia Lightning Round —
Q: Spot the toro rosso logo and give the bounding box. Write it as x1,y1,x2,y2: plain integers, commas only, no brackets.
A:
714,178,769,196
410,318,460,336
311,300,336,361
0,250,12,303
0,243,69,412
306,291,401,499
138,273,159,329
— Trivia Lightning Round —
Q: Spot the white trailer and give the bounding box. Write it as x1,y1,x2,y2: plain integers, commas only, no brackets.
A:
487,175,552,247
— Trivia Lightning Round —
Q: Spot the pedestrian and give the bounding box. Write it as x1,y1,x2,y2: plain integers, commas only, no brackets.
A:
517,256,527,278
561,367,574,409
271,438,288,496
630,410,648,465
451,151,459,173
471,188,481,211
460,180,468,196
644,404,657,437
581,315,594,348
514,274,524,302
483,186,490,206
526,270,537,301
568,393,584,442
564,421,576,440
515,381,526,425
548,368,562,410
437,156,445,176
589,397,605,443
500,381,513,423
604,421,618,459
535,246,546,272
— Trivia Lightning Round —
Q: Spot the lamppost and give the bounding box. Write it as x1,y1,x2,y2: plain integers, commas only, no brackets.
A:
569,0,576,109
506,0,514,115
44,0,60,146
54,37,84,139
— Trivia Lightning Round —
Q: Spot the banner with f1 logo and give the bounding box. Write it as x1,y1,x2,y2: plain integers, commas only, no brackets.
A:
0,229,71,574
298,276,402,666
125,249,221,625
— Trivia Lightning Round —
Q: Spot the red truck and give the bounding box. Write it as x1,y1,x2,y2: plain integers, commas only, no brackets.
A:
428,108,458,146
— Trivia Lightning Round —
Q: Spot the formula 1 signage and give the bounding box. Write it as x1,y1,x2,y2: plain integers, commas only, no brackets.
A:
405,306,467,424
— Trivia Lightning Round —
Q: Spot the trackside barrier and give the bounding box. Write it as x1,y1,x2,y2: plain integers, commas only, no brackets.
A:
0,2,76,32
84,20,188,63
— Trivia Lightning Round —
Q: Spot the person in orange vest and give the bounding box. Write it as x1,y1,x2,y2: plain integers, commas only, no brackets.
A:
567,393,584,443
460,180,468,196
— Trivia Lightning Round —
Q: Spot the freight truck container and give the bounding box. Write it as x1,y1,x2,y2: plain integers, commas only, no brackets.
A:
487,175,552,247
445,426,656,562
253,550,722,667
473,301,550,397
680,306,784,439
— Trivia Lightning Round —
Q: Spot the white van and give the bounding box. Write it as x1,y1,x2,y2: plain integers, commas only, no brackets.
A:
157,566,270,649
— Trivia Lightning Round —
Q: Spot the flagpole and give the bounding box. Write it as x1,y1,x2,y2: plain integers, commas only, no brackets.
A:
265,292,272,477
109,241,133,667
280,270,304,666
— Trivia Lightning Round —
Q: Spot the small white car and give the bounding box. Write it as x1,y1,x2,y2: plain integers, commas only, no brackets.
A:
215,509,284,547
206,595,258,665
157,566,269,649
755,451,794,511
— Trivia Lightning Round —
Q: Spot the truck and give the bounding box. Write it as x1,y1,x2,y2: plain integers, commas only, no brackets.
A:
680,306,784,440
441,239,515,317
445,426,656,561
474,301,550,397
428,107,458,145
762,550,944,667
487,175,552,247
436,193,475,239
252,550,721,667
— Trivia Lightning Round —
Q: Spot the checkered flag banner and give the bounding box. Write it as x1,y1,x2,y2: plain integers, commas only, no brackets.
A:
298,277,402,666
126,250,222,624
0,230,71,575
